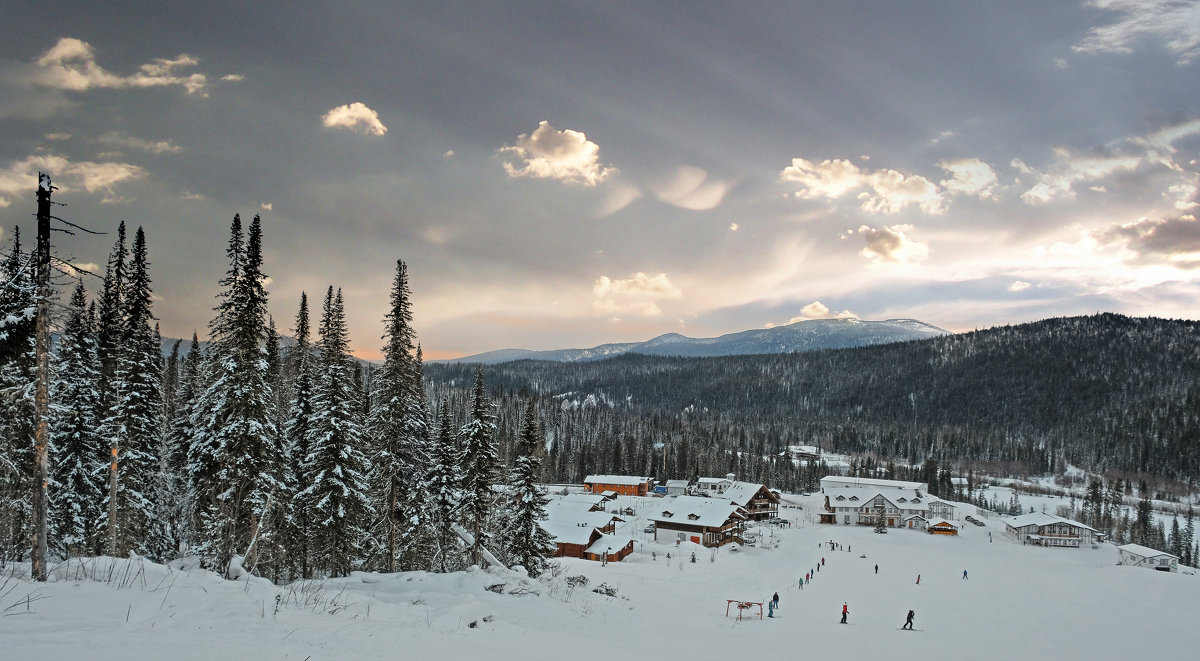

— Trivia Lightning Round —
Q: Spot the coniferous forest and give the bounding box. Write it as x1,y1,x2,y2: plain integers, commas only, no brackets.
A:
3,184,1199,580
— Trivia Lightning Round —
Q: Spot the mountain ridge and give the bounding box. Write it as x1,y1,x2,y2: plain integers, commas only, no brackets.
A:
440,317,948,364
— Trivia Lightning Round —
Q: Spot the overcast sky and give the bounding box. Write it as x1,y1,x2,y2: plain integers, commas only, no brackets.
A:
1,1,1198,359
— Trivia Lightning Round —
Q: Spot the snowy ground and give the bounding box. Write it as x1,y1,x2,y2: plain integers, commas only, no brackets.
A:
2,493,1196,660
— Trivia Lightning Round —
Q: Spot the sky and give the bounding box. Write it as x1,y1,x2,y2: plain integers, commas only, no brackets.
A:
0,0,1198,360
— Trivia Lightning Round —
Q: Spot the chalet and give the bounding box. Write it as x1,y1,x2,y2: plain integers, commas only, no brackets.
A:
1117,544,1179,572
583,475,652,497
649,496,746,548
821,476,929,493
558,493,608,512
927,519,958,535
1005,512,1097,548
720,481,780,521
583,534,634,563
540,499,626,561
784,445,823,463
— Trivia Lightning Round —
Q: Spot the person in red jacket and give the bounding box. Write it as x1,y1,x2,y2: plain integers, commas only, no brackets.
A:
840,602,849,623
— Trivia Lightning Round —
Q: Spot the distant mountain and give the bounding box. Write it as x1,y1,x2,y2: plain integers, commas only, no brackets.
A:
441,318,948,364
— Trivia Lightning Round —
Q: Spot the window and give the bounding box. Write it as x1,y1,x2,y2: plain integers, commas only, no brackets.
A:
898,498,907,503
836,495,845,501
849,496,859,502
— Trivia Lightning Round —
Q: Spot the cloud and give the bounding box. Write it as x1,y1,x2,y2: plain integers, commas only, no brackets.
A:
939,158,999,199
1074,0,1200,66
1019,148,1143,204
592,272,681,316
1008,280,1032,292
98,131,182,154
220,74,245,82
650,165,732,210
260,202,272,211
500,121,616,186
321,102,388,136
44,132,71,141
765,300,858,328
1096,214,1200,268
0,153,146,207
856,224,929,265
26,37,208,95
597,181,642,217
781,157,945,214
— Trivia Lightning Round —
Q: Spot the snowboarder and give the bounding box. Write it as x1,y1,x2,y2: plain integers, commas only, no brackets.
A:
874,564,879,574
962,569,968,580
772,592,780,609
902,609,915,630
916,574,921,584
840,602,849,623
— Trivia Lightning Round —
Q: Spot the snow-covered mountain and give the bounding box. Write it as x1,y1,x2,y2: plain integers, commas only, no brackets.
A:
442,318,947,364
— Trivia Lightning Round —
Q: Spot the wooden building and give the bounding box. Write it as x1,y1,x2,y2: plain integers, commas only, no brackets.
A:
583,475,653,497
927,519,959,535
721,481,781,521
1005,512,1096,548
649,496,746,548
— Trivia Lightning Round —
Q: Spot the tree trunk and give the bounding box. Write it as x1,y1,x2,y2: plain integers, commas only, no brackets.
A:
31,174,52,581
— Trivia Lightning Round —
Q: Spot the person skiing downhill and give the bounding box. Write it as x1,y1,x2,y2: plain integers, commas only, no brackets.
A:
840,602,849,623
902,609,915,630
916,574,921,584
962,570,968,580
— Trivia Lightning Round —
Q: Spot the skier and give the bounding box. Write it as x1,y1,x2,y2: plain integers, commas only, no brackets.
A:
874,564,878,574
772,592,780,608
916,574,921,584
768,601,775,618
840,602,849,624
902,609,915,630
962,569,968,580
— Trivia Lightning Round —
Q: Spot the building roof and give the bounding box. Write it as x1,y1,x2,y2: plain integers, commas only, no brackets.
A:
721,481,778,508
1117,543,1179,559
1006,512,1097,532
697,476,732,485
585,533,634,556
821,476,929,492
559,493,607,508
665,479,690,488
583,475,650,486
650,495,745,528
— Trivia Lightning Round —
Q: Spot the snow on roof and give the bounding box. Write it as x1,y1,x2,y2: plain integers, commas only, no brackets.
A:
821,476,928,491
697,477,731,485
1006,512,1097,532
559,493,606,507
583,475,650,486
1117,543,1178,559
720,481,775,507
928,518,957,528
585,533,634,555
665,479,690,488
650,495,744,528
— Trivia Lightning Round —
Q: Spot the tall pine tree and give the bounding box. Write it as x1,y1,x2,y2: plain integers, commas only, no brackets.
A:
503,400,554,577
458,367,499,568
302,287,372,577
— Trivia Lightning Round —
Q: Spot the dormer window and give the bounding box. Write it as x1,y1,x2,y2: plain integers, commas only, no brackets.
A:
849,496,859,501
898,497,907,503
911,498,921,504
662,511,673,518
688,513,700,521
836,495,845,501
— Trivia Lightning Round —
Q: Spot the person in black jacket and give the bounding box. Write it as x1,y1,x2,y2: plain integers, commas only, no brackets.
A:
902,609,915,630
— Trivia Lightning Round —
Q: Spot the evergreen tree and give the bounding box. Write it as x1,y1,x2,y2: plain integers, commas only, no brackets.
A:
366,260,429,572
458,367,500,567
48,281,104,557
503,400,554,576
302,287,372,577
99,226,162,557
95,222,127,412
283,293,317,579
0,229,36,561
426,398,462,572
190,215,282,574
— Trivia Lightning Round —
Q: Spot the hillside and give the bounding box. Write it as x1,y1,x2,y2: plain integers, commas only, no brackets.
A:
441,318,947,364
6,490,1194,660
425,314,1200,483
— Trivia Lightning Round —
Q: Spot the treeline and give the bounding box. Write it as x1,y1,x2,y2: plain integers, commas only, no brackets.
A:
0,214,554,581
425,314,1200,488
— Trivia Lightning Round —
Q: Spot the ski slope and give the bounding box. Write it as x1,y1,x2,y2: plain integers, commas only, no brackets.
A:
1,492,1194,660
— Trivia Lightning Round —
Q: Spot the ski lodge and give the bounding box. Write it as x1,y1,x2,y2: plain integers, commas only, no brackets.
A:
1004,512,1097,547
1116,543,1179,572
816,476,957,529
648,496,747,548
583,475,653,497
